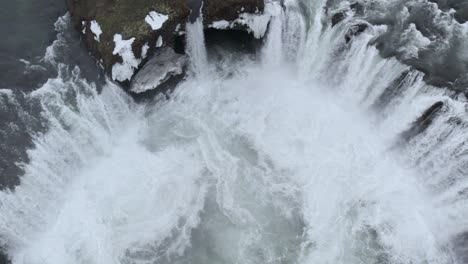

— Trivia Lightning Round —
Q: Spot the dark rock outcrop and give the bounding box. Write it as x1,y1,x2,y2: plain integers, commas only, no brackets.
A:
330,2,363,27
130,48,186,95
66,0,264,87
401,101,445,142
344,23,369,43
331,11,347,27
204,0,263,22
372,70,412,110
67,0,190,84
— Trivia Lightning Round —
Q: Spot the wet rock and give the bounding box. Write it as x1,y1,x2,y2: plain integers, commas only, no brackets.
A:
345,23,369,43
130,48,186,95
350,2,364,15
401,101,445,142
204,0,263,23
330,2,363,27
331,11,347,27
131,71,186,102
372,70,412,110
454,7,468,23
66,0,264,84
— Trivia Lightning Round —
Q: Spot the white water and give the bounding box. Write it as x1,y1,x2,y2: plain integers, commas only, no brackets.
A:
186,18,209,76
1,1,468,264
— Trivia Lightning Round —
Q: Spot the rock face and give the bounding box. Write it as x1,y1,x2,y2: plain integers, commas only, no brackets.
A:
66,0,264,87
204,0,263,22
130,48,186,95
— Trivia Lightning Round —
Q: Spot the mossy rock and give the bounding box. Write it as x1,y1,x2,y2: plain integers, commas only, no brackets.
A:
66,0,264,83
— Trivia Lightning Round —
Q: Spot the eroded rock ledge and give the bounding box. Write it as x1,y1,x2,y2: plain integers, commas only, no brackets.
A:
66,0,265,89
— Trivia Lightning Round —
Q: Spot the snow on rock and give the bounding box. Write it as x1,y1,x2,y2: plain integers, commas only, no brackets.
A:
145,11,169,30
156,36,164,48
112,34,141,82
240,2,280,38
131,48,186,94
236,12,271,38
210,20,230,29
81,21,86,34
141,43,150,58
208,2,279,39
175,24,185,35
90,20,102,42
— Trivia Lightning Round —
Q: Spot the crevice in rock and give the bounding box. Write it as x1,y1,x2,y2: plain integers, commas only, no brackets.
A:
204,28,262,54
174,34,187,55
173,27,261,56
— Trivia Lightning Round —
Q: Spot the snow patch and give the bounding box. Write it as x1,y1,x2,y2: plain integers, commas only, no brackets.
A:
112,34,141,82
208,3,280,39
241,2,281,38
81,21,86,34
210,20,230,29
90,20,102,42
237,12,272,38
145,11,169,30
141,43,150,58
175,24,185,35
156,36,164,48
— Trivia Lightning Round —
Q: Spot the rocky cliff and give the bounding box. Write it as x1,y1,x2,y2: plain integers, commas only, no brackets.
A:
66,0,265,89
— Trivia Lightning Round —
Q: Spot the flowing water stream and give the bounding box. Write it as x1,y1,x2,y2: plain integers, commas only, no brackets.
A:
1,0,468,264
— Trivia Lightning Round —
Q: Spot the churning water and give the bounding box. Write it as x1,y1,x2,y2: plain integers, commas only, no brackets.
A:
1,0,468,264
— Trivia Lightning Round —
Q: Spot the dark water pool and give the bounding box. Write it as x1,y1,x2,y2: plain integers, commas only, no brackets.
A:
0,0,67,90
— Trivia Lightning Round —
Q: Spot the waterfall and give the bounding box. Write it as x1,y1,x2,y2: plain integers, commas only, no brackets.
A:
1,1,468,264
282,1,306,62
185,18,209,76
261,2,284,66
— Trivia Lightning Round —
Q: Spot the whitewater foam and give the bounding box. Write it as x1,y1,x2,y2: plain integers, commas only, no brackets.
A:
1,1,468,264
